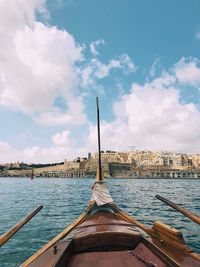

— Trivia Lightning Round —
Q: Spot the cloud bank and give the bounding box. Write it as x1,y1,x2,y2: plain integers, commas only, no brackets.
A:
84,62,200,154
0,0,85,127
0,1,200,163
174,57,200,87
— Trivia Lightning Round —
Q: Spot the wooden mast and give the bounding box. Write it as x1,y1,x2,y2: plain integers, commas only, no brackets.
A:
96,97,102,181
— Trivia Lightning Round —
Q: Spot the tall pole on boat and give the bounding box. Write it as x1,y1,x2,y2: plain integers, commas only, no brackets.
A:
96,97,102,181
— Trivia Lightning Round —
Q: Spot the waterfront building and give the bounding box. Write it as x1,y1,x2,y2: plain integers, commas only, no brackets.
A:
64,158,87,170
132,150,164,166
143,169,200,179
190,154,200,168
1,150,200,178
90,151,122,163
108,162,133,177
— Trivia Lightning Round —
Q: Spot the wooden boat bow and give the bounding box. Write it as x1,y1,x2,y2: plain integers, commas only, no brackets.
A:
20,181,200,267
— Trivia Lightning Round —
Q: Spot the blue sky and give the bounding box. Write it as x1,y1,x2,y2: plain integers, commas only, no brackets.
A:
0,0,200,163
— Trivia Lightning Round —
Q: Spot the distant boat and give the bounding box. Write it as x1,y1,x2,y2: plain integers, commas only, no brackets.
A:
20,98,200,267
30,170,34,180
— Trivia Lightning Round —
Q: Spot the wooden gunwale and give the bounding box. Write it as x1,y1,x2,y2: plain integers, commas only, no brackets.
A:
109,202,200,266
141,237,179,267
109,203,151,234
21,201,95,267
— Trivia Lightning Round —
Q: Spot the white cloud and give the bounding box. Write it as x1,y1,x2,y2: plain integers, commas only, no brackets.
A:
85,74,200,153
0,21,83,113
0,141,14,158
1,70,200,163
94,54,136,78
0,0,85,126
79,65,94,88
19,146,73,163
174,57,200,87
0,0,137,128
0,139,77,164
0,0,47,31
90,39,105,56
52,130,75,147
149,58,161,77
35,98,87,126
80,54,137,87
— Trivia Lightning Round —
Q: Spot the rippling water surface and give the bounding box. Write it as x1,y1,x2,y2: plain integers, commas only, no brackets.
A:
0,178,199,266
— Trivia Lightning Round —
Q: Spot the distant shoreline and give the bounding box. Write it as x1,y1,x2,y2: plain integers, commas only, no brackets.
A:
0,176,200,180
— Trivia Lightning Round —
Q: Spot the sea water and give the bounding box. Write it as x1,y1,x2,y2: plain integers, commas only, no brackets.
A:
0,178,199,267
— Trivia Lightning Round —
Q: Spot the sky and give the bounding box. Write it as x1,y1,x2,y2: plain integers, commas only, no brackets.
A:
0,0,200,163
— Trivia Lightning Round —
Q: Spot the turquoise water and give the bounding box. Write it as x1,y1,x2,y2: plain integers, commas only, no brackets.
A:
0,178,199,266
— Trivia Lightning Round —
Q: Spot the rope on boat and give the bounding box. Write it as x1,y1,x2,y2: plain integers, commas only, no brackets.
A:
91,181,113,206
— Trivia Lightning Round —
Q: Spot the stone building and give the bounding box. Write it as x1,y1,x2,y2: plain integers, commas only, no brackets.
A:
90,151,122,163
33,158,87,177
108,162,133,177
190,154,200,168
144,169,200,179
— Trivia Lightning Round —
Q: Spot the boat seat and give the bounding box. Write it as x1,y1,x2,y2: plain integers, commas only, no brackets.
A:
73,230,142,252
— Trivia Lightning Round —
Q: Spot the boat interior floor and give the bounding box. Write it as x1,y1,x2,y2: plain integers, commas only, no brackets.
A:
68,243,167,267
